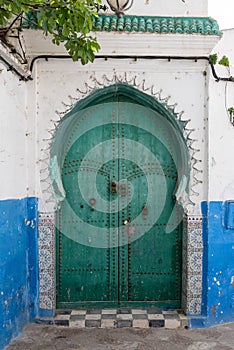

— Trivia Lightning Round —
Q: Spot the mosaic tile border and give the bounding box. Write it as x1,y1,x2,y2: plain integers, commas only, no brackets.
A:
36,308,188,329
38,212,204,316
38,212,56,310
186,216,203,315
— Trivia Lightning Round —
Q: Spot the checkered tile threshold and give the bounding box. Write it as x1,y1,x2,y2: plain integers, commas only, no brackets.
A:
36,309,188,329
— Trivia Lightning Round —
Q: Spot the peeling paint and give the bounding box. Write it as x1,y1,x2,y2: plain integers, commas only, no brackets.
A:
211,305,217,317
1,4,234,342
200,201,234,328
0,198,38,350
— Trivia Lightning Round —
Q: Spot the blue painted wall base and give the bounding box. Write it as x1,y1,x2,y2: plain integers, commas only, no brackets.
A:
0,198,234,344
0,198,38,350
190,201,234,328
39,308,55,318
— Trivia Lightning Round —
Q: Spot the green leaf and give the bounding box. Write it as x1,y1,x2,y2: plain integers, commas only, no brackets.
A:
219,55,230,67
0,0,102,64
209,54,218,65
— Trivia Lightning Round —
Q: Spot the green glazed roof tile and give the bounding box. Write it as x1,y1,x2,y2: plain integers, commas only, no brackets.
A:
94,15,220,35
23,12,221,36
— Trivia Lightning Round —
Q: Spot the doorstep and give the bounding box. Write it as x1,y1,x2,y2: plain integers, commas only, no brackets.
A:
36,308,188,329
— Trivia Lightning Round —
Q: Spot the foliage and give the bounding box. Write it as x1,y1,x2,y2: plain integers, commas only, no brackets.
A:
218,55,230,67
0,0,102,64
228,107,234,115
209,53,218,65
228,107,234,125
209,53,230,68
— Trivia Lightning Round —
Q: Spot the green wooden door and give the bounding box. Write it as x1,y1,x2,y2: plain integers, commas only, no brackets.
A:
56,96,182,309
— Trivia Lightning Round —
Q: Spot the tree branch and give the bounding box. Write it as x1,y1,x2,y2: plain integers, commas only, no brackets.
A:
5,12,23,34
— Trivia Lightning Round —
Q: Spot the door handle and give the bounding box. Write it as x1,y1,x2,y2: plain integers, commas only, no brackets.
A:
110,181,118,193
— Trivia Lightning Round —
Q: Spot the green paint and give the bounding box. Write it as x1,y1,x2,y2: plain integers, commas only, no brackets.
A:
23,13,220,36
94,15,220,35
50,156,65,202
55,90,183,309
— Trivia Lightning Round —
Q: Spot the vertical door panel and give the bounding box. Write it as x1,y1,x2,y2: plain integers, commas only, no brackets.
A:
118,99,182,304
57,102,119,305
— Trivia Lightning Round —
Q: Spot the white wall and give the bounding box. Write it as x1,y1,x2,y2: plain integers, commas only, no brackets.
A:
20,17,218,215
102,0,208,17
0,64,27,199
32,58,208,214
0,0,218,211
208,29,234,200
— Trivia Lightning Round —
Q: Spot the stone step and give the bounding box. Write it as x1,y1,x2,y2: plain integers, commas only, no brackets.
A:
36,309,188,329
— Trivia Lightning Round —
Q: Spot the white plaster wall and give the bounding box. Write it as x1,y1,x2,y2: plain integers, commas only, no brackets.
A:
102,0,208,17
31,58,208,215
208,29,234,200
0,64,28,199
22,30,219,58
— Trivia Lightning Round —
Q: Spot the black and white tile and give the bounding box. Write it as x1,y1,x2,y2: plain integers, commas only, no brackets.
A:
37,308,188,329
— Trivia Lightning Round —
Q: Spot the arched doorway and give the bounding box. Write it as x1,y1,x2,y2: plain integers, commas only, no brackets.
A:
51,84,189,309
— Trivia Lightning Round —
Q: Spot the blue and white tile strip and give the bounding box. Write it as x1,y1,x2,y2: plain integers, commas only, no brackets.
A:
38,212,55,317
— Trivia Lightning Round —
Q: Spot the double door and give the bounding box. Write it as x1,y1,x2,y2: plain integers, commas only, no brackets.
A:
56,96,182,308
